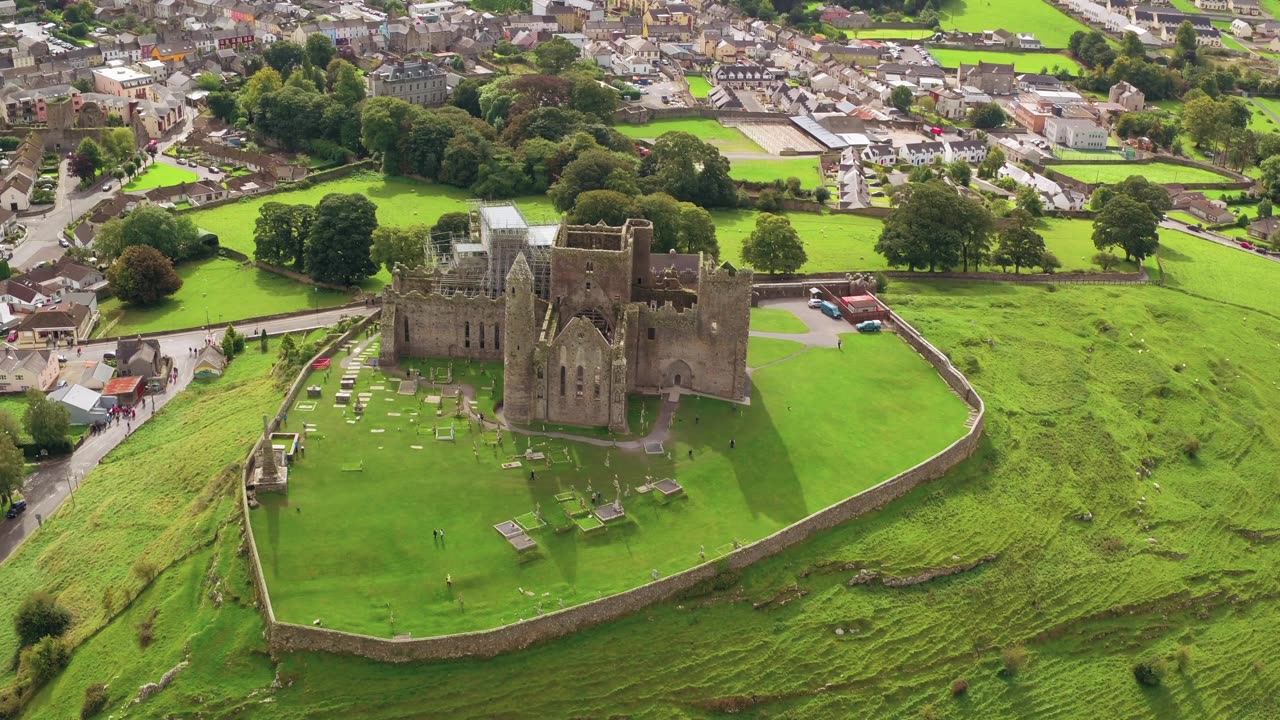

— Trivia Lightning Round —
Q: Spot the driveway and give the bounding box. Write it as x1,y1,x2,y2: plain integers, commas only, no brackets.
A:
752,298,849,348
0,304,377,563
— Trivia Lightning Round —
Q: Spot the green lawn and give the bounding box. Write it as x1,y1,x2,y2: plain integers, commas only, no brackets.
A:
95,258,354,337
122,163,200,192
252,330,968,637
1052,147,1128,162
684,74,712,98
938,0,1093,47
750,306,810,333
928,48,1081,74
613,119,765,153
1049,161,1233,185
185,172,556,288
747,336,807,367
730,157,822,185
1249,96,1280,132
848,27,936,39
1157,226,1280,317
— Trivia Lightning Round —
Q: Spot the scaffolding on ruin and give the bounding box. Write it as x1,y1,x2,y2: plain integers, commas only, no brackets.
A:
417,201,556,299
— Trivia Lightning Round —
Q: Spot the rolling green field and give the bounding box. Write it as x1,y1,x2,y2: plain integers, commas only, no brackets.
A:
253,328,968,636
613,119,765,153
122,163,200,192
938,0,1093,47
729,157,823,184
928,48,1082,74
849,27,936,39
1050,161,1234,185
684,74,712,98
1157,228,1280,317
94,258,354,337
747,336,807,367
750,306,810,333
22,271,1280,718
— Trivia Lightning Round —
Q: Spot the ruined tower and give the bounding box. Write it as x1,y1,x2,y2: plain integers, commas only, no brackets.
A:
502,253,537,425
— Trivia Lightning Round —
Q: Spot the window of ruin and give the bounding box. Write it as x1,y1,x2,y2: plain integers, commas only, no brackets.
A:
586,261,594,272
402,315,409,343
648,327,656,340
594,382,600,398
711,321,718,334
576,366,584,397
537,367,544,379
494,325,500,350
586,281,592,291
560,366,566,396
479,323,485,349
464,321,470,337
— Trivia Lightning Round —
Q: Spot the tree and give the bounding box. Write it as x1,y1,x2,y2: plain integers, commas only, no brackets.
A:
1259,198,1273,218
640,132,736,208
814,186,830,204
877,181,993,271
69,152,98,185
94,206,202,261
265,40,306,77
0,431,22,507
1261,155,1280,202
253,202,315,269
995,210,1046,274
1093,195,1159,261
305,33,336,70
533,36,580,75
451,77,488,118
361,96,416,168
548,148,638,211
1015,185,1044,216
1038,250,1061,274
978,146,1006,179
890,85,914,114
968,103,1006,129
1175,20,1197,61
107,246,183,305
1093,251,1120,272
99,128,135,165
207,91,238,123
569,75,619,122
569,189,636,226
431,212,470,237
371,224,432,274
332,60,366,105
947,160,971,186
1120,30,1146,59
14,592,72,648
196,72,223,92
61,0,95,23
75,137,104,174
741,213,807,274
677,202,719,257
241,67,283,116
23,390,70,450
306,193,378,285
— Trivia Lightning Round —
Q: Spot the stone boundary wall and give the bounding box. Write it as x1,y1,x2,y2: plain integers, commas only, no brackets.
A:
1038,156,1253,193
241,302,987,662
88,302,372,345
747,268,1145,285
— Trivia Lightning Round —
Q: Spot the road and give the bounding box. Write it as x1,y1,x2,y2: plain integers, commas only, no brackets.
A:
1160,218,1280,265
0,304,377,563
10,114,196,272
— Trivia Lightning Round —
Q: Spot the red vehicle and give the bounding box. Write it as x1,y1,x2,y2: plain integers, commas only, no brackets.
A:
1240,241,1254,250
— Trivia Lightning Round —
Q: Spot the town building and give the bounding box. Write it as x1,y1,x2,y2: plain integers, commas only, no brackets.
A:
366,59,449,107
0,349,58,393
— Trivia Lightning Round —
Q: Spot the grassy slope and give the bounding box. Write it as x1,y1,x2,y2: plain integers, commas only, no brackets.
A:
1157,228,1280,317
95,258,354,336
938,0,1093,47
28,278,1280,720
684,75,712,98
254,333,967,636
747,336,806,367
928,48,1082,74
1050,162,1232,185
122,163,200,192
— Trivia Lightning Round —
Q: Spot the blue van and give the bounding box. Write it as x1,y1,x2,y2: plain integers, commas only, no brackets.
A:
819,300,842,320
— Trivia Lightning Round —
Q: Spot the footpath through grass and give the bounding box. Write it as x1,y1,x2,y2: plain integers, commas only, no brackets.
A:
94,258,354,337
122,163,200,192
252,330,967,636
25,279,1280,719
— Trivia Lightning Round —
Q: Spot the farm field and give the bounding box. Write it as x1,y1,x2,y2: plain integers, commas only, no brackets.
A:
612,118,765,153
252,328,968,636
937,0,1093,47
729,157,822,184
23,276,1280,719
1050,160,1233,185
1249,96,1280,128
684,74,712,98
1157,226,1280,317
928,48,1082,74
122,162,199,192
94,258,354,337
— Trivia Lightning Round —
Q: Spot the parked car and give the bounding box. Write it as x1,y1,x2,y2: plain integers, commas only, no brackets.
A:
819,300,843,320
1240,241,1254,250
207,166,220,173
6,500,26,520
1255,246,1269,254
58,238,70,248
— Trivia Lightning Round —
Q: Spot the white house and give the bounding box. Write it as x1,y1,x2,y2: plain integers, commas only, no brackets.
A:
946,139,989,164
998,163,1087,210
862,144,897,166
1043,117,1108,150
809,71,837,93
611,54,653,75
1231,18,1254,37
898,141,946,166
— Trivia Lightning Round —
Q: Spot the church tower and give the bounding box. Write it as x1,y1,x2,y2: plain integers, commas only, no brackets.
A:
503,253,537,425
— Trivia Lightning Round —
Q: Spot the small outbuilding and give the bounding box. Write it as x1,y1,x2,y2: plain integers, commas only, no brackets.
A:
193,345,226,379
48,383,111,424
101,375,146,406
840,295,889,322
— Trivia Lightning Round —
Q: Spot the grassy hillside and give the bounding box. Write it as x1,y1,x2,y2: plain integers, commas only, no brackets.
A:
18,272,1280,719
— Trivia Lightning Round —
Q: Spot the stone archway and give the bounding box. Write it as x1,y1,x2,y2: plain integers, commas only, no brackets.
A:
664,360,693,389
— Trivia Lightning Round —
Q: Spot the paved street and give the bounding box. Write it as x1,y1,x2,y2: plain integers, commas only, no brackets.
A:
0,304,377,563
1160,218,1280,265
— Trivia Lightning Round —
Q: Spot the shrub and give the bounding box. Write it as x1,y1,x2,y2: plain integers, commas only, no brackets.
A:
873,271,889,294
132,557,160,585
755,188,784,213
1183,435,1201,459
1000,644,1029,676
951,678,969,696
14,592,72,648
814,186,830,204
80,684,109,719
1038,251,1061,274
1133,657,1167,687
1174,643,1193,672
1093,252,1119,272
19,636,69,687
136,607,158,649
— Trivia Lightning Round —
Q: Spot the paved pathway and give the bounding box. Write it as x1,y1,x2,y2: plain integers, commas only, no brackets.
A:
0,305,376,563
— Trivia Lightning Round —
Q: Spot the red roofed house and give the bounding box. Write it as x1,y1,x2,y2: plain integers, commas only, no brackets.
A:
102,375,145,406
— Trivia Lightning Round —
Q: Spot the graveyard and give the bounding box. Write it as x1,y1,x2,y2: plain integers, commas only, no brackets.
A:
250,312,970,638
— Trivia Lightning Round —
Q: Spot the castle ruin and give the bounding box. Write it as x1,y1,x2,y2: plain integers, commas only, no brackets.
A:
380,202,752,433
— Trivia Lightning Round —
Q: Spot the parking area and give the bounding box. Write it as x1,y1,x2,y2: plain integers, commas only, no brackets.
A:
639,78,689,109
730,121,824,154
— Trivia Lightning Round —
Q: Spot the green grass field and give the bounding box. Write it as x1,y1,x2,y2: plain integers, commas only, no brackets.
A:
750,306,809,333
747,336,806,367
729,157,822,184
938,0,1093,47
1050,161,1233,185
849,27,936,39
613,119,765,153
122,163,200,192
94,258,354,337
23,274,1280,718
684,74,712,98
1157,227,1280,317
928,48,1082,74
253,328,967,636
